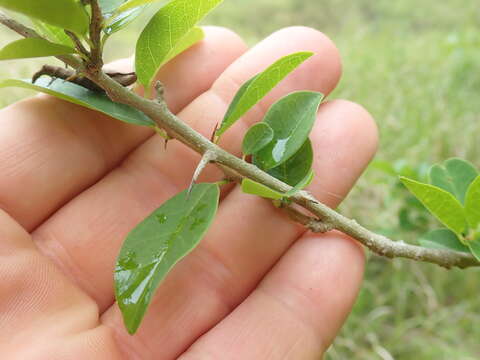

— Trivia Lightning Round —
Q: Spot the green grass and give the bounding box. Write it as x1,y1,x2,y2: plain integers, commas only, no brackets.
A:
1,1,480,358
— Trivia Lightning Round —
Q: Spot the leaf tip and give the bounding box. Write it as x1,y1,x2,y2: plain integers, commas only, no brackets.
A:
126,322,140,335
298,51,315,58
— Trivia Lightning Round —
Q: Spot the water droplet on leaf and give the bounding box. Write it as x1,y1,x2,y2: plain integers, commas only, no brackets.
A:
190,216,206,230
156,214,167,223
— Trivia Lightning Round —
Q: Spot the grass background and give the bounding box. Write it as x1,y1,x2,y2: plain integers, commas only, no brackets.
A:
1,0,480,358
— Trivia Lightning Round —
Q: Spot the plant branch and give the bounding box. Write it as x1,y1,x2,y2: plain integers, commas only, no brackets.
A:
1,11,478,269
65,30,90,59
86,70,480,269
286,201,478,268
87,0,104,68
283,206,335,233
0,11,40,38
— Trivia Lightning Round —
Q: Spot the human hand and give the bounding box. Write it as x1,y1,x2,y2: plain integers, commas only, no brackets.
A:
0,26,377,359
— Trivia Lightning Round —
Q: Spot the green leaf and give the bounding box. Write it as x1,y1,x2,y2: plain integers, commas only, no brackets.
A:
99,0,127,15
400,177,467,236
284,169,315,197
115,183,219,334
429,165,455,194
0,38,75,60
216,52,314,137
429,158,478,204
468,240,480,262
32,21,74,47
118,0,163,12
254,91,323,170
161,26,205,65
465,175,480,230
101,0,148,35
370,160,397,176
217,74,258,136
419,228,469,253
262,139,314,186
0,78,155,127
135,0,223,87
242,122,274,156
104,6,146,35
0,0,89,34
241,178,284,200
241,168,314,200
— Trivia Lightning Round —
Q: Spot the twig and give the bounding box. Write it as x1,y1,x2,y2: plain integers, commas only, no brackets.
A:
65,30,90,59
285,203,476,268
31,65,137,92
283,206,334,233
87,0,104,69
0,11,41,38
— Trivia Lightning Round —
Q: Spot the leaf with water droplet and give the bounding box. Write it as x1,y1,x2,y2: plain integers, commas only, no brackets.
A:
104,6,146,35
99,0,128,14
115,183,219,334
242,122,274,156
99,0,146,35
254,91,323,170
0,78,155,127
155,214,167,224
259,139,313,187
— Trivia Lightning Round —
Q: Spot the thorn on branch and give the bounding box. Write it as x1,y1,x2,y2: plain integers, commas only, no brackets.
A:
188,150,217,195
153,126,172,149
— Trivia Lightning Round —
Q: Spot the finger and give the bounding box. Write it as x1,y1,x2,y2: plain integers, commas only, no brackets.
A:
0,26,246,231
179,233,364,359
0,209,125,359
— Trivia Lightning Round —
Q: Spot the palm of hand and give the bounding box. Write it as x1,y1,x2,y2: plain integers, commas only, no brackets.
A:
0,26,376,359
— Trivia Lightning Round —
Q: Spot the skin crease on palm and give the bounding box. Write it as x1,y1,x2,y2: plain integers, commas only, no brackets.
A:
0,26,378,359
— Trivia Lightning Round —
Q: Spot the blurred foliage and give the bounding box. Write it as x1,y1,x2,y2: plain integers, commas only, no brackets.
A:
370,160,432,240
1,0,480,358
